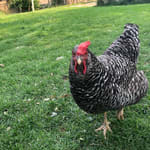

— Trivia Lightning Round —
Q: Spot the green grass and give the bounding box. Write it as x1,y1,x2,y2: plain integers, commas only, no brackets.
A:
0,4,150,150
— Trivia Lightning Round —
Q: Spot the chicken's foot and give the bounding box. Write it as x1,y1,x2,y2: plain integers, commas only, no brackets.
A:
117,108,124,120
95,112,112,139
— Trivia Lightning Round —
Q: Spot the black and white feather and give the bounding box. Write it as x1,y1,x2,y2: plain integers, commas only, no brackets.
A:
69,23,148,114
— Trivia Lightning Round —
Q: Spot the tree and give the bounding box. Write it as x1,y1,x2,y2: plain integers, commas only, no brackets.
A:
9,0,39,12
48,0,52,7
31,0,35,11
97,0,104,6
97,0,112,6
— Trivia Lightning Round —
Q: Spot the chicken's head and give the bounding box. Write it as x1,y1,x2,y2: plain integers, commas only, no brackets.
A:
72,41,91,74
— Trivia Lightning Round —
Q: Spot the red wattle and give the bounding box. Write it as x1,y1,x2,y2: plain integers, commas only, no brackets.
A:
74,61,78,73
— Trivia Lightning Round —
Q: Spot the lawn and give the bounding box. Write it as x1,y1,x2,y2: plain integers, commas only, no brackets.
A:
0,4,150,150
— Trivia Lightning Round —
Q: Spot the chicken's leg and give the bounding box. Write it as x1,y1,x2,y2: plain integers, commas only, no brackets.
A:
117,108,124,120
95,112,112,139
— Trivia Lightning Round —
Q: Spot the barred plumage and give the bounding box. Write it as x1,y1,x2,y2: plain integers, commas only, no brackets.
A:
69,23,148,138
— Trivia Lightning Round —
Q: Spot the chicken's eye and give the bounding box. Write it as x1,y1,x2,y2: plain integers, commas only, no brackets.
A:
83,53,88,59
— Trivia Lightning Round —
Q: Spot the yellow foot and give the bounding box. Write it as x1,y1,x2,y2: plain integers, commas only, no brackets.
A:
95,112,112,139
95,121,112,139
117,108,124,120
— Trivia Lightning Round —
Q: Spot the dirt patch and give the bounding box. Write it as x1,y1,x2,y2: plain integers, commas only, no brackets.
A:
70,2,96,7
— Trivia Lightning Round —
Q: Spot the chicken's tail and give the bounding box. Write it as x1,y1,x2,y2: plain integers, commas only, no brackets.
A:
105,23,140,63
124,23,139,37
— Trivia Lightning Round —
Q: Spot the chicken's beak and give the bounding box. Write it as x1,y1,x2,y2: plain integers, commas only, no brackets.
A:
77,57,82,65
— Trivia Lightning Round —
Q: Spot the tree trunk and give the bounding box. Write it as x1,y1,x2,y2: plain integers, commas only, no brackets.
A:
97,0,104,6
28,0,31,11
31,0,35,12
48,0,51,7
19,6,22,12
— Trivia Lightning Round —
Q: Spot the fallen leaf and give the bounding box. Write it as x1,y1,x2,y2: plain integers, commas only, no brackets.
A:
87,117,93,121
0,64,4,67
55,107,58,111
59,94,70,98
6,127,11,131
44,98,50,101
79,137,84,141
62,75,68,80
4,111,8,115
60,127,66,132
56,56,64,61
51,112,57,117
16,46,24,50
50,95,57,101
50,73,54,76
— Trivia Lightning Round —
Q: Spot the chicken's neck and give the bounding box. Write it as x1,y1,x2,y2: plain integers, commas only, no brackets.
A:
69,51,112,114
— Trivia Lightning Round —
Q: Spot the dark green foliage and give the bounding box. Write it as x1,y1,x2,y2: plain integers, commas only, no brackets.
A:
52,0,65,6
97,0,150,6
97,0,104,6
8,0,39,12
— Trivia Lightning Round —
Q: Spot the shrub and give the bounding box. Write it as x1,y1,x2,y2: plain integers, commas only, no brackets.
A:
97,0,150,6
8,0,39,12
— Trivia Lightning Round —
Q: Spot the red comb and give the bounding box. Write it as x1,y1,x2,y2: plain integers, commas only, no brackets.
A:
76,41,91,55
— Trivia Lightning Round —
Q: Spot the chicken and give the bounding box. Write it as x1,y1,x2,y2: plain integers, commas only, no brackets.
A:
69,23,148,139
